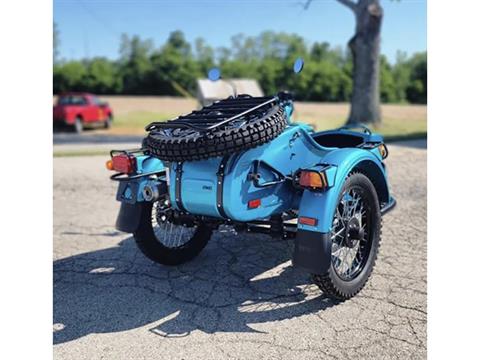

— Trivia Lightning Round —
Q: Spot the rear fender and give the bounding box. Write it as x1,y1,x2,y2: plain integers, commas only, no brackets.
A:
293,148,388,274
115,155,165,233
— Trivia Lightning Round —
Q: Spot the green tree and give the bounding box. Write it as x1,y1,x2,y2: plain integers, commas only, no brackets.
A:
148,31,199,96
311,42,330,62
118,34,153,94
194,37,215,75
292,61,352,101
257,58,283,96
405,52,427,104
83,57,122,94
53,61,87,93
391,51,411,102
379,55,397,102
52,29,426,103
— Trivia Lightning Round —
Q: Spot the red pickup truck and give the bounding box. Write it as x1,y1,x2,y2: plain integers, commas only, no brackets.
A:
53,93,113,133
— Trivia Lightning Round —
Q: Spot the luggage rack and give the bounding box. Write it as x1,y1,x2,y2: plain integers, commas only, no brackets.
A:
145,95,278,133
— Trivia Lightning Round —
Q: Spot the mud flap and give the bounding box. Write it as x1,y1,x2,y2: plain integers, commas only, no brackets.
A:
292,229,331,275
115,202,143,233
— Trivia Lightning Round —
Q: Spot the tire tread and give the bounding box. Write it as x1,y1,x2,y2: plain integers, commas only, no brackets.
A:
144,105,287,162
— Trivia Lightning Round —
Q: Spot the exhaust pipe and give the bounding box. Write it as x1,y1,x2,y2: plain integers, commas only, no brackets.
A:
142,181,161,202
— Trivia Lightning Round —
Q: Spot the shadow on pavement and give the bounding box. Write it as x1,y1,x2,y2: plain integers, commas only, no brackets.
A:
53,230,337,344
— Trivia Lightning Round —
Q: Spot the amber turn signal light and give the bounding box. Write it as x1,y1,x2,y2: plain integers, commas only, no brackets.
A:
105,159,114,171
378,144,388,159
299,170,327,189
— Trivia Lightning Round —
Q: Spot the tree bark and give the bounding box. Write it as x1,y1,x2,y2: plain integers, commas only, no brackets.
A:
343,0,383,125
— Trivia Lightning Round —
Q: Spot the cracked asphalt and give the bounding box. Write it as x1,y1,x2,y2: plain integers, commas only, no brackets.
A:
53,139,427,360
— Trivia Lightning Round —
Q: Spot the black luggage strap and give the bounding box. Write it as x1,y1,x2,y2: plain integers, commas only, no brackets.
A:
216,156,230,218
175,162,187,212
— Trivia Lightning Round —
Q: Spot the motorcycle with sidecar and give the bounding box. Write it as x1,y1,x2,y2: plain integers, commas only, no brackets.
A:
107,59,395,300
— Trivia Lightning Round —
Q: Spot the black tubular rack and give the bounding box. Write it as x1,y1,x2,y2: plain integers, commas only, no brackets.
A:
145,95,278,132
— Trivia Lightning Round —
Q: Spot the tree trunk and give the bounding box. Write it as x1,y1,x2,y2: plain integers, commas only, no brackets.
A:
347,0,383,125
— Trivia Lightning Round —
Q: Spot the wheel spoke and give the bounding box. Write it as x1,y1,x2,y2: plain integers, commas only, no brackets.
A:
330,185,371,281
331,226,346,239
151,201,197,249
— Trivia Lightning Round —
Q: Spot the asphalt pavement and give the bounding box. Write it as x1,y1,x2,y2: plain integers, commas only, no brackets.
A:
53,139,427,360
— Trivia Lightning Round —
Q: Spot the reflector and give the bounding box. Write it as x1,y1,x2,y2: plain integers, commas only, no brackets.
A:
248,199,261,209
299,217,317,226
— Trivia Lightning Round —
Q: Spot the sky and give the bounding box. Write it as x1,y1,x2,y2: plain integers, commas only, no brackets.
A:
54,0,426,64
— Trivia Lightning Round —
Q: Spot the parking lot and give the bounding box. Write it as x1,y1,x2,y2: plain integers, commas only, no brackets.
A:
53,139,427,360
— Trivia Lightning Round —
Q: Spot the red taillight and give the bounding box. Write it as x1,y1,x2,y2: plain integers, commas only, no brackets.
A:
299,170,327,189
248,199,261,209
299,217,317,226
111,154,136,174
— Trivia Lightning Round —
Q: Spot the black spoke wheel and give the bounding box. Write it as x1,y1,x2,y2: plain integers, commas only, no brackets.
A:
134,200,212,266
312,172,382,300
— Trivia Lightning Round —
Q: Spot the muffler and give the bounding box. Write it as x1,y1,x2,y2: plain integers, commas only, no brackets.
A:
142,181,164,202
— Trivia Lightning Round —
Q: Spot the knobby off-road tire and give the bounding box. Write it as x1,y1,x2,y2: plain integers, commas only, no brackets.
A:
312,173,382,300
144,105,287,162
134,202,212,266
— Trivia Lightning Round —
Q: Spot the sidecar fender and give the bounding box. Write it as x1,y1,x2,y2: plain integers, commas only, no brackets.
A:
292,148,390,275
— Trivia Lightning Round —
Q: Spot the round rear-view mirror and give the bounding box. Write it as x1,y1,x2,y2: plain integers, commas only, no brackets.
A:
293,58,304,74
208,67,221,81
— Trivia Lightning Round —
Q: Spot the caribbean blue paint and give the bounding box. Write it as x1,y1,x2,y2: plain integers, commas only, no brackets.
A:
117,113,394,233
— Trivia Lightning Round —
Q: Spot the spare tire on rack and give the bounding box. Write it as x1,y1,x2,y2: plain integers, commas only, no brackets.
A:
143,95,287,162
